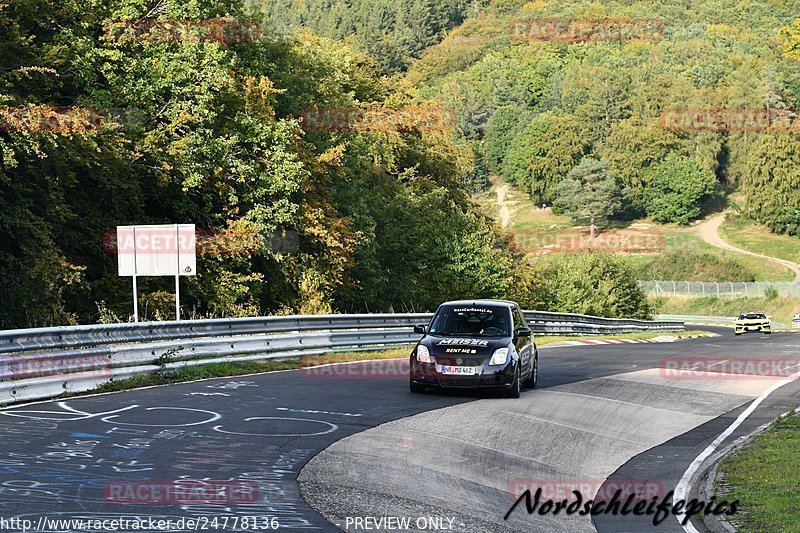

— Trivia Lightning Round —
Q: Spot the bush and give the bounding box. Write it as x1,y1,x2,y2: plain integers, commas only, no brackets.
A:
459,147,490,193
506,260,546,311
645,155,717,224
765,286,779,301
552,157,622,228
536,253,652,319
641,249,756,282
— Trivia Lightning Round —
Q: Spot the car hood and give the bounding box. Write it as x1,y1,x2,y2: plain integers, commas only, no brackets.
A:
420,335,511,356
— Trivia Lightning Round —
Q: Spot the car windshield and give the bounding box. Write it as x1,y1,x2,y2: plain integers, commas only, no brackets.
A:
740,313,766,319
428,305,511,337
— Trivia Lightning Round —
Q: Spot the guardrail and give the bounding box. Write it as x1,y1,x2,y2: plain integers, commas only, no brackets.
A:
654,314,737,324
655,314,794,328
0,311,684,406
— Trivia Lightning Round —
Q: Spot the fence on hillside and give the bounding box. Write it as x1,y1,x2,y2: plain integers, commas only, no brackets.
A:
638,281,800,298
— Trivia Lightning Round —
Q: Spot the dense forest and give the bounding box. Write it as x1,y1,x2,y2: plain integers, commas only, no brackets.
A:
0,0,536,328
406,0,800,230
249,0,487,73
4,0,800,328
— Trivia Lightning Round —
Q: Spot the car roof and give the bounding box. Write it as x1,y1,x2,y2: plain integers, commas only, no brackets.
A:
439,299,518,308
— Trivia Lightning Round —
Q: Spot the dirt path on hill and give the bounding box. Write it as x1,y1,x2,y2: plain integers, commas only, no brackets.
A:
697,213,800,281
496,182,512,228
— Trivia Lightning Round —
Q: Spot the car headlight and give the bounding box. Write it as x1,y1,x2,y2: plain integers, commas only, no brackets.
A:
489,348,509,366
416,345,432,363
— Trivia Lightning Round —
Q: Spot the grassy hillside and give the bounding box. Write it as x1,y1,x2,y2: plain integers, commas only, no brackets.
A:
720,215,800,265
653,296,799,325
644,230,795,282
410,0,800,231
477,178,796,282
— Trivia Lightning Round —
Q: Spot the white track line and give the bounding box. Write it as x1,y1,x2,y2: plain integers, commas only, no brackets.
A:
675,369,800,532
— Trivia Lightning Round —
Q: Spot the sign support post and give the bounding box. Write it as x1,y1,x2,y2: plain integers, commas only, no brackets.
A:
175,224,180,320
132,274,139,322
132,226,139,322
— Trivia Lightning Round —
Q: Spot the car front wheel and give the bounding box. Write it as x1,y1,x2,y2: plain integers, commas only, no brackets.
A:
506,366,521,399
523,354,538,389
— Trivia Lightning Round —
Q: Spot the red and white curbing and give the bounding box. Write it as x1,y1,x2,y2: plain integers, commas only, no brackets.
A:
553,332,719,348
685,322,734,328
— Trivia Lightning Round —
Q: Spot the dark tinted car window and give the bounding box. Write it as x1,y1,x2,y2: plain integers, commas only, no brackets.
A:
516,308,527,329
511,307,520,331
429,305,511,337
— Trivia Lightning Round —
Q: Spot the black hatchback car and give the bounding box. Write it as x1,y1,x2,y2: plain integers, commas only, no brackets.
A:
409,300,538,398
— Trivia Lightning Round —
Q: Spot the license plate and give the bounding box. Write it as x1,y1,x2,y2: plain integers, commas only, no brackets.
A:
438,365,478,376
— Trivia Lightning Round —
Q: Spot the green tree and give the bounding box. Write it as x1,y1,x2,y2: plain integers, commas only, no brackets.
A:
553,157,622,238
599,119,686,212
484,105,531,171
538,253,651,319
780,19,800,61
645,155,717,225
741,132,800,235
252,0,475,74
0,0,517,327
503,113,588,203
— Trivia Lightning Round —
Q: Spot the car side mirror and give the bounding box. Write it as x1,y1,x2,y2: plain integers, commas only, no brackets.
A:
516,327,532,338
413,324,427,335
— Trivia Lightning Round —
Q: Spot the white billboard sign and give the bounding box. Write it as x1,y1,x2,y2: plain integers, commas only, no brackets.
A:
116,224,197,322
117,224,196,277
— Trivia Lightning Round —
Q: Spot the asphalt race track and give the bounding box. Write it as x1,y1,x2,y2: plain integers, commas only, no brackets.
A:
1,327,799,532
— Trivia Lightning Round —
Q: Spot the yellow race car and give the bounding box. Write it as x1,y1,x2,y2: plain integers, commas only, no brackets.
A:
734,312,771,335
